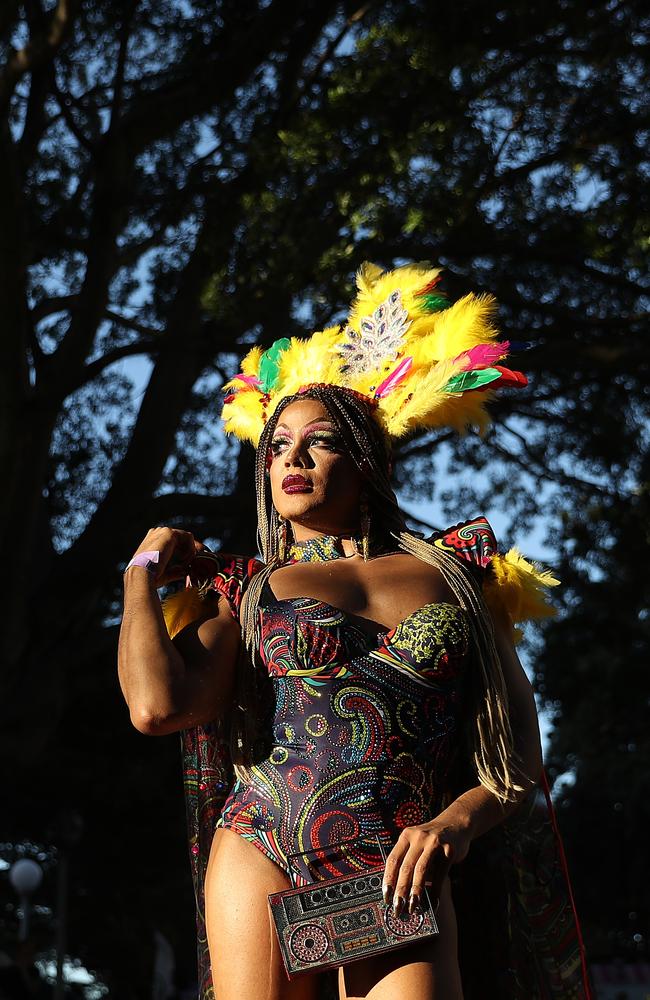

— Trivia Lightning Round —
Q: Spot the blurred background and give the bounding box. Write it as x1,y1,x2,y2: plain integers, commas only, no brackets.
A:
0,1,648,997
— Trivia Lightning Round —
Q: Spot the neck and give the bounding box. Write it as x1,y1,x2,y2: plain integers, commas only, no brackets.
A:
286,528,365,564
291,527,359,558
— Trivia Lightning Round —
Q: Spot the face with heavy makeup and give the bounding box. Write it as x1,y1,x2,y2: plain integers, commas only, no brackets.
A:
266,398,366,543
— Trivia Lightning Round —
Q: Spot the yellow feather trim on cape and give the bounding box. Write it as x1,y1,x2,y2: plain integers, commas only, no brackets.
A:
161,587,209,640
483,548,560,643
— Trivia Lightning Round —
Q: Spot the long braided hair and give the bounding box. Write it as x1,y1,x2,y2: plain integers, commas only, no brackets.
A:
233,384,526,803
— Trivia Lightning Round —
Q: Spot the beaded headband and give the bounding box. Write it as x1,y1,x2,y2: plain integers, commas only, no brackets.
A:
221,262,527,446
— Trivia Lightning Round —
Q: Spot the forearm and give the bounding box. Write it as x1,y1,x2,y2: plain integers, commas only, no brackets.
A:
441,601,545,843
431,783,518,845
433,698,543,845
118,568,187,726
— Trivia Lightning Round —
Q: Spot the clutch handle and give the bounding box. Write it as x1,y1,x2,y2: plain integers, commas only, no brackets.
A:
285,835,388,889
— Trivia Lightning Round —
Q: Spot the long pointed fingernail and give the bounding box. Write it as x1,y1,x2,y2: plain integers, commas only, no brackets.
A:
408,892,421,914
382,883,393,906
392,894,405,917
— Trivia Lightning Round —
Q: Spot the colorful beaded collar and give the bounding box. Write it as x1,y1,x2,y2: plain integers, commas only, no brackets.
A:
286,533,364,564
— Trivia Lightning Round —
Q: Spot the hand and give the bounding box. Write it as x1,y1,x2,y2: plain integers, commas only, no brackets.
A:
127,527,207,586
381,817,472,918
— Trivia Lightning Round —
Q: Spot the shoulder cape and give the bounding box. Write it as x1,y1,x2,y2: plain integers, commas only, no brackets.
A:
162,522,591,1000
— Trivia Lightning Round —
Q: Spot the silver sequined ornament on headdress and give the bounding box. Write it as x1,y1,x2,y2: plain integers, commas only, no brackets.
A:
337,289,411,377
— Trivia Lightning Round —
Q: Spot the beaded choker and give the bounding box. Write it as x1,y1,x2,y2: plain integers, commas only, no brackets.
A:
287,533,366,564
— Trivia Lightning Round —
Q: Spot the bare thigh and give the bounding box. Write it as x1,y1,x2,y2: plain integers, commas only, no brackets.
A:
338,876,463,1000
205,828,319,1000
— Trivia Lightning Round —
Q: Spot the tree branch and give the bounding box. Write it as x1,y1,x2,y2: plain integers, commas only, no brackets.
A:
50,72,94,152
66,338,159,393
17,3,57,162
107,0,135,133
147,491,244,524
0,2,22,45
103,308,163,340
394,430,457,462
32,293,79,322
0,0,79,112
494,423,619,498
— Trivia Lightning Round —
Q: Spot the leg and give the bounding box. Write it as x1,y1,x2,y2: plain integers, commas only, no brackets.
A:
205,828,319,1000
338,875,463,1000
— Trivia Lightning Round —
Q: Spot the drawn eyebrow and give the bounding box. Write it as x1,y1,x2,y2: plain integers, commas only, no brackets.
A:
302,420,337,431
273,420,337,434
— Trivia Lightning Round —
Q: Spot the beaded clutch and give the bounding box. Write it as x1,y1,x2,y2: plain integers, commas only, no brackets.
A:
268,842,439,979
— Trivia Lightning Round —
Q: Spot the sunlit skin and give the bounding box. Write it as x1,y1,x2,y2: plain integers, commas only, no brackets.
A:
118,396,543,1000
267,399,366,543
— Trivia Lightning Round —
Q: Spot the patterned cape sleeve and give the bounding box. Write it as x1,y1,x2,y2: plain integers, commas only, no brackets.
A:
163,552,263,1000
431,517,592,999
429,514,560,642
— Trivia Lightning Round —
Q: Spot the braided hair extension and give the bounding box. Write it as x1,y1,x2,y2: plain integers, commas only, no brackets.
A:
233,384,527,803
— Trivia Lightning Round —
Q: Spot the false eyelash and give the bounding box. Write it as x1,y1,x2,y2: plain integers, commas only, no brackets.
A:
269,437,292,452
309,431,343,446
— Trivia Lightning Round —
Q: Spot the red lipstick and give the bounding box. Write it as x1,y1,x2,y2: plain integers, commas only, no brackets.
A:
282,475,312,494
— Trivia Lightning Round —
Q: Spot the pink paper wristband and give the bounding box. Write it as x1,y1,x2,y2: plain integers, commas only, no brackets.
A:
124,550,160,575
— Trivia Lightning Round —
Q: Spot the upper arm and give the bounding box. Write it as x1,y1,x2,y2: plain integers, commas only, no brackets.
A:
153,594,241,734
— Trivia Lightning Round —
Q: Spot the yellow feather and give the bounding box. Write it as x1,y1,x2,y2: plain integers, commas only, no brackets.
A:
355,262,385,297
348,263,442,330
222,388,264,445
381,350,491,438
161,587,208,640
420,293,499,360
241,346,263,375
483,549,560,643
277,328,343,396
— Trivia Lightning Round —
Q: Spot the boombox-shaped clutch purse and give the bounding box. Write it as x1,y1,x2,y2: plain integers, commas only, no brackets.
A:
268,840,439,979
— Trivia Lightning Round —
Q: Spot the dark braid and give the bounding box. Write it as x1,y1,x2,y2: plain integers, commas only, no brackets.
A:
233,385,528,803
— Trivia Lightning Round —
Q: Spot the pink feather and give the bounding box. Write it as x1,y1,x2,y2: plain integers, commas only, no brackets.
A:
374,356,413,398
233,373,262,388
452,342,509,372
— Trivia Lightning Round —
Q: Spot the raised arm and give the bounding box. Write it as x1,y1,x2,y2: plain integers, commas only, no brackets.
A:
118,527,241,736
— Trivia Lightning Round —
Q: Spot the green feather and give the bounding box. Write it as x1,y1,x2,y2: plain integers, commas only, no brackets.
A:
419,293,448,313
258,338,291,392
444,368,502,393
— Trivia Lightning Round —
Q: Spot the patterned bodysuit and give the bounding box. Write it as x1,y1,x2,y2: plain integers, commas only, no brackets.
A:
214,531,485,883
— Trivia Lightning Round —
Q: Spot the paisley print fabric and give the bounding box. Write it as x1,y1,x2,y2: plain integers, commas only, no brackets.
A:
179,553,262,1000
428,513,498,575
178,517,592,1000
216,591,470,881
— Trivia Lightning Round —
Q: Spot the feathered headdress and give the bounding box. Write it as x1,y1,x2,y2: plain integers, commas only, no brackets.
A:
221,262,527,445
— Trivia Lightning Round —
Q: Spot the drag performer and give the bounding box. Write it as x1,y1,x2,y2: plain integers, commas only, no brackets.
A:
118,263,591,999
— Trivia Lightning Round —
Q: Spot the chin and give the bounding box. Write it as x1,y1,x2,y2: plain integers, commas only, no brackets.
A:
274,494,322,521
